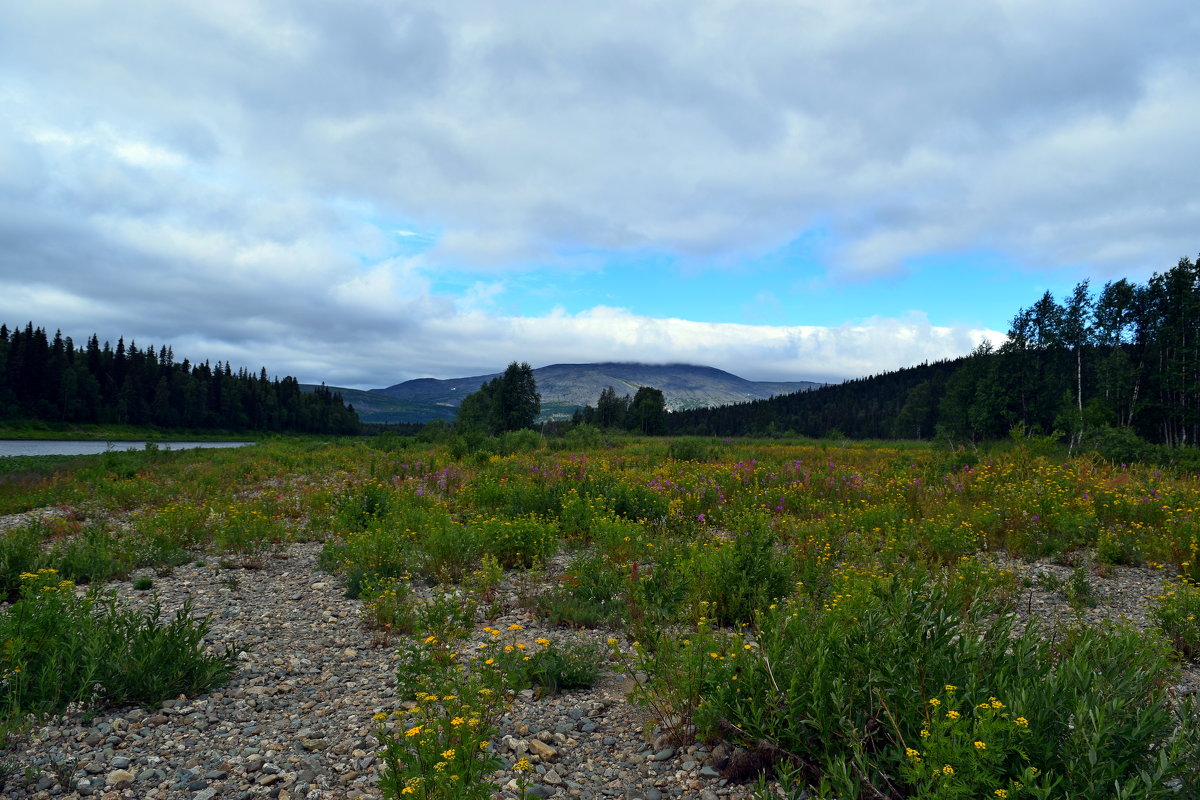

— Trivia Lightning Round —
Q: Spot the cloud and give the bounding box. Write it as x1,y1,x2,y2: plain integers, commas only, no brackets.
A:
0,1,1195,390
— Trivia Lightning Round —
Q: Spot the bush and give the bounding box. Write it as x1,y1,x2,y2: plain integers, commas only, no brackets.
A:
0,525,43,600
624,574,1197,798
667,437,716,462
0,569,237,719
1150,581,1200,661
472,514,558,569
687,512,793,626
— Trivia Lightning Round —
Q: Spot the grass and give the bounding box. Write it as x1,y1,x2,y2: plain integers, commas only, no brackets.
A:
1,433,1199,798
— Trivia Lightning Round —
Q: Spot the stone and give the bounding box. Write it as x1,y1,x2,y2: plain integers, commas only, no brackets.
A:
528,739,558,761
105,772,134,791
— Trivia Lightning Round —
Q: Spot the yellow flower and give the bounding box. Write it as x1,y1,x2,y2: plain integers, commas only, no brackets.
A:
442,749,456,760
920,729,930,738
947,710,960,720
451,717,464,727
401,788,415,795
995,791,1008,798
607,638,618,646
508,623,523,631
1014,717,1029,728
905,748,920,758
929,698,941,707
423,635,437,644
479,741,489,750
405,725,423,737
974,740,987,750
944,684,958,693
514,757,532,773
372,712,388,722
942,765,954,776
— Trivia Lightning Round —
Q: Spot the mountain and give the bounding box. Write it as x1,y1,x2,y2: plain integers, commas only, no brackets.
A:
331,363,820,423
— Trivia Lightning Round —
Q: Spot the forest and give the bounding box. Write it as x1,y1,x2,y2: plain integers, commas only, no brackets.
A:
668,255,1200,450
0,323,360,434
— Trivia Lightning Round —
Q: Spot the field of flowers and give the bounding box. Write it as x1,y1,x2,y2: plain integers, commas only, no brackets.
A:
2,434,1199,798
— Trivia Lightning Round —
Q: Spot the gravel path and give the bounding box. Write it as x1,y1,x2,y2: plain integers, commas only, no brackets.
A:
1,527,1196,799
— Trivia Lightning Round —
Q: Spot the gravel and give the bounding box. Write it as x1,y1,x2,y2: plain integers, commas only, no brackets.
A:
1,526,1196,799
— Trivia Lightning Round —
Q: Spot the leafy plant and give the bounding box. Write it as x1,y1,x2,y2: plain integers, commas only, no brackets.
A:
0,569,237,720
1149,580,1200,661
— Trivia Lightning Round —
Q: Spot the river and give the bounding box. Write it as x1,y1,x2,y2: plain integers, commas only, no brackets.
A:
0,440,255,457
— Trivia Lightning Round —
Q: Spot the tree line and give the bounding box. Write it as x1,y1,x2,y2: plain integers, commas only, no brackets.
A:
0,323,361,434
667,254,1200,449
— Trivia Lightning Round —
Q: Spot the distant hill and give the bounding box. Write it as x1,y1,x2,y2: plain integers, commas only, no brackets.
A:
307,363,821,424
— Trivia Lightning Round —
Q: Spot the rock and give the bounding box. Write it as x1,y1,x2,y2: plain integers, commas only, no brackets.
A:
109,756,130,770
105,769,134,788
528,739,558,761
543,769,564,785
650,748,675,762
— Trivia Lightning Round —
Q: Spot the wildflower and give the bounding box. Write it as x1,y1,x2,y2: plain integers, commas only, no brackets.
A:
944,684,958,693
920,729,930,738
508,623,523,631
974,741,987,750
405,725,423,737
479,741,489,750
947,710,960,720
929,698,942,707
995,791,1008,798
372,712,388,722
905,748,920,758
607,638,618,646
442,749,456,760
1014,717,1029,728
423,635,437,644
451,717,464,727
942,765,954,776
514,757,532,773
536,638,550,646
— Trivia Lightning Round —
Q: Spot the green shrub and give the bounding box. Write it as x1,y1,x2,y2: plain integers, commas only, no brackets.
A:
687,512,793,626
1150,581,1200,661
0,569,237,719
536,552,627,628
48,524,134,584
0,525,44,600
668,438,717,462
472,514,558,569
624,574,1196,798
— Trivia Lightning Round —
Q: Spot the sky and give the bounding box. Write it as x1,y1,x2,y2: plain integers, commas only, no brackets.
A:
2,1,1198,388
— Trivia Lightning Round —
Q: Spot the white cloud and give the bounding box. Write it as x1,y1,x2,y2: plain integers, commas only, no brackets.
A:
0,0,1195,390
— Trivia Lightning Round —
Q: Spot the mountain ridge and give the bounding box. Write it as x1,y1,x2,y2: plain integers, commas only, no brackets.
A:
308,362,822,424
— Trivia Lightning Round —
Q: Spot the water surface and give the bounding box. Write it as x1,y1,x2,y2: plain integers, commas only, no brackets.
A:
0,440,254,457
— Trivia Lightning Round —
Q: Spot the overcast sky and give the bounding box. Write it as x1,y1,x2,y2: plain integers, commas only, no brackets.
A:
2,1,1198,388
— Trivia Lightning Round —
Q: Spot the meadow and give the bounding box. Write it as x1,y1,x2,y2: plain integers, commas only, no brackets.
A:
1,431,1199,799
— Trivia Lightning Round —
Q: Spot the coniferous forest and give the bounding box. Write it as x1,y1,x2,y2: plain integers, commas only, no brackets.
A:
0,323,360,434
668,255,1200,449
